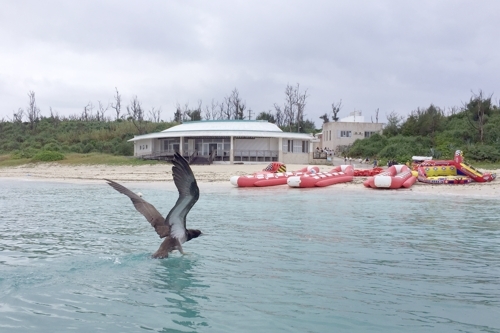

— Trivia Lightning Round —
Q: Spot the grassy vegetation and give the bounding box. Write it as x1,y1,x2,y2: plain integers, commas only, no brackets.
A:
468,161,500,170
56,153,164,166
0,118,175,157
0,117,177,168
0,153,165,168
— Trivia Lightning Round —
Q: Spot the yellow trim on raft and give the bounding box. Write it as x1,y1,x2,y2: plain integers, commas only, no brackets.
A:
423,165,457,177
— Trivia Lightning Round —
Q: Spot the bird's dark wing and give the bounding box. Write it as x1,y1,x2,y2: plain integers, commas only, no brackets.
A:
105,179,170,238
166,152,200,241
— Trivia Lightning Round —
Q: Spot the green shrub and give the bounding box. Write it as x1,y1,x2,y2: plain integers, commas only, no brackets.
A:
32,150,65,162
70,143,84,153
82,143,94,153
11,148,39,159
464,144,500,162
114,142,133,156
43,142,62,152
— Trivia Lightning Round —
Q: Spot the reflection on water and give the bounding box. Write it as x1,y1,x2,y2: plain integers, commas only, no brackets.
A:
0,179,499,332
152,257,209,332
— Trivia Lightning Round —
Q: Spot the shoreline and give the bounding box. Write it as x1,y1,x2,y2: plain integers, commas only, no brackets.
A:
1,163,500,197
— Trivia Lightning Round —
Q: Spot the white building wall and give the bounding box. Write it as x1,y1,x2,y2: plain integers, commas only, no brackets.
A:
282,153,309,164
234,138,273,150
134,139,153,156
320,121,384,151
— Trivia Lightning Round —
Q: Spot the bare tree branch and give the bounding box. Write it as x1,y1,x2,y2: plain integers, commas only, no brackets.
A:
111,87,122,120
127,96,147,134
97,101,109,121
148,106,162,122
331,99,342,122
26,90,41,130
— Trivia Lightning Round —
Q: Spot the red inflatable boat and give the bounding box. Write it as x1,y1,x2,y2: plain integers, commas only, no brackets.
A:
287,165,354,188
230,164,320,187
363,165,416,189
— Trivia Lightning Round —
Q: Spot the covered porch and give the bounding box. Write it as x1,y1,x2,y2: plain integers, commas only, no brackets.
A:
138,136,280,163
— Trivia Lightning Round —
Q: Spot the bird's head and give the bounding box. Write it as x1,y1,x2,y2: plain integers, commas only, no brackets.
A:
187,229,203,241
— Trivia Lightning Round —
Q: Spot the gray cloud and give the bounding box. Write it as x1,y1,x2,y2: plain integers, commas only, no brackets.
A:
0,0,499,125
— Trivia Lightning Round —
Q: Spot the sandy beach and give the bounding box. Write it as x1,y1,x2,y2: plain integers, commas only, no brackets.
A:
1,162,499,197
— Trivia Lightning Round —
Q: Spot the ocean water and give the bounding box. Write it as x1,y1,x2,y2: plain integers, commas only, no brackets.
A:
0,179,499,333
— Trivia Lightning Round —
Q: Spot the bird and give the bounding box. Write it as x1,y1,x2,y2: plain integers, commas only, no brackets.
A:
105,152,202,258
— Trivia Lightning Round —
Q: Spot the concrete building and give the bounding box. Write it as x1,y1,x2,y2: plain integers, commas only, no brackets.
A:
317,111,384,153
129,120,316,164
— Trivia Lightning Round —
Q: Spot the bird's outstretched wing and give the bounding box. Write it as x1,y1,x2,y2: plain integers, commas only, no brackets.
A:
166,152,200,241
105,179,170,238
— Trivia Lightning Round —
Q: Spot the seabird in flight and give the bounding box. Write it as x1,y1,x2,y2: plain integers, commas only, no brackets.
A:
105,152,202,258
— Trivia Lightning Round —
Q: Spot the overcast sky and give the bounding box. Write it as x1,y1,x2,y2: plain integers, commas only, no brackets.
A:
1,0,499,127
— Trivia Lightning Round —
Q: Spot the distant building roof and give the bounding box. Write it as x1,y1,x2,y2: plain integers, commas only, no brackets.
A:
340,111,365,123
162,120,282,133
129,120,314,142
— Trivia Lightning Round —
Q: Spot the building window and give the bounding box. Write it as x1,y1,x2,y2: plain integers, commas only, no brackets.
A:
287,140,293,152
302,141,308,153
340,130,352,138
365,131,376,138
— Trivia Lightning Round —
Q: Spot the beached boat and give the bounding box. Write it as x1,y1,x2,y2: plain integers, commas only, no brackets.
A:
287,165,354,188
230,164,320,187
363,165,416,189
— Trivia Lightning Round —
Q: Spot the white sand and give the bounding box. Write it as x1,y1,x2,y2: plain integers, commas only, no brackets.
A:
1,162,499,197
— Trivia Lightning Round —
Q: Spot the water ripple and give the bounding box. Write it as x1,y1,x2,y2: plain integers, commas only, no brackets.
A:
0,180,499,332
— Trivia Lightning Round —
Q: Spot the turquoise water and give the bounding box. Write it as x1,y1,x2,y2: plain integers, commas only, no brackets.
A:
0,179,499,332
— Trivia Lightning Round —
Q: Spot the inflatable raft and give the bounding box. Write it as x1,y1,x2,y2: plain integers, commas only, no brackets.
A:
417,150,495,184
287,165,354,188
230,163,320,187
363,165,416,189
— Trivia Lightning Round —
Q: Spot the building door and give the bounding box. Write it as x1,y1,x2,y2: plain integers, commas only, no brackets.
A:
202,143,219,156
209,143,218,156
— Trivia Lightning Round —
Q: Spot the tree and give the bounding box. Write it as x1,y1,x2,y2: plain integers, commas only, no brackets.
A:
256,111,276,123
188,109,202,121
81,101,94,122
275,83,308,132
204,99,220,120
127,96,147,134
148,107,162,122
111,87,122,120
331,99,342,122
400,104,445,139
371,108,379,123
26,90,41,131
230,88,246,120
179,101,203,121
383,111,402,137
300,119,317,133
12,108,24,123
319,113,329,124
97,101,108,121
220,88,247,120
464,90,493,144
174,104,182,123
